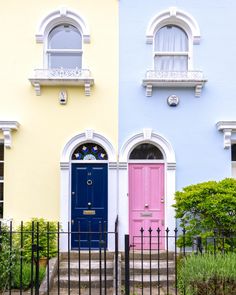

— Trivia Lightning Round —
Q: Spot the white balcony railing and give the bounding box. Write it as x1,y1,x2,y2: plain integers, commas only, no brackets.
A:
142,70,207,97
29,68,94,96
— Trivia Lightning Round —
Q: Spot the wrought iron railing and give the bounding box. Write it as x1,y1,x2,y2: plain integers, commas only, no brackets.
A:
1,222,236,295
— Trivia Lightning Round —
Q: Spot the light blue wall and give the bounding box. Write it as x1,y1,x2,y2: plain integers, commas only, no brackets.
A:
119,0,235,190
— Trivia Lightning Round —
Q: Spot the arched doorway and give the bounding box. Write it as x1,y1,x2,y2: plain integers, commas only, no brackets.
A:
71,143,108,249
60,130,117,250
119,129,176,250
129,143,165,249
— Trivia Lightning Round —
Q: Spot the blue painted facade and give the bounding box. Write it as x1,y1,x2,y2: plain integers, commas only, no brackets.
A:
119,0,235,191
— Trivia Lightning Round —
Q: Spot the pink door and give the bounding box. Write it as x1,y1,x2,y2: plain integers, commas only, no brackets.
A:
129,163,164,249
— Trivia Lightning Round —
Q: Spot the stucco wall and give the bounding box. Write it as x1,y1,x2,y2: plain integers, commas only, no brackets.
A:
119,0,234,191
0,0,118,222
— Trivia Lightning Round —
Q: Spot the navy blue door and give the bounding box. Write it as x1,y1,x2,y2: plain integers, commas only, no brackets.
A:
71,163,108,249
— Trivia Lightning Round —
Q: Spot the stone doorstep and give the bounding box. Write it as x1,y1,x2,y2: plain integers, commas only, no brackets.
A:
123,273,176,282
49,288,114,295
123,251,176,260
53,275,114,288
59,260,114,268
47,287,169,295
122,260,175,268
60,251,115,260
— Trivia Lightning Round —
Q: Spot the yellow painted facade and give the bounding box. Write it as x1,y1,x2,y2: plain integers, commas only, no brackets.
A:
0,0,118,223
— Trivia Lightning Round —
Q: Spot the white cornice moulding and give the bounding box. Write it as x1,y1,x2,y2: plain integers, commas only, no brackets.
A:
216,121,236,149
0,121,20,148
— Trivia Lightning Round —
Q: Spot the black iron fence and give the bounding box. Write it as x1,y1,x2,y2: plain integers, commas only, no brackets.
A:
0,220,119,295
1,222,236,295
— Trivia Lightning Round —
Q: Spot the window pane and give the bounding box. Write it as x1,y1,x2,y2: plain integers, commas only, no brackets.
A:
232,144,236,161
129,143,163,160
0,202,3,218
155,25,188,52
0,144,3,161
49,25,82,49
48,52,82,69
0,183,3,201
0,163,3,180
155,55,188,71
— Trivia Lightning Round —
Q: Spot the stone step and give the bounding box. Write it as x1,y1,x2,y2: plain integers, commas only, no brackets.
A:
50,287,114,295
121,274,176,287
60,251,114,260
59,260,114,275
121,260,175,275
121,251,175,260
54,275,114,288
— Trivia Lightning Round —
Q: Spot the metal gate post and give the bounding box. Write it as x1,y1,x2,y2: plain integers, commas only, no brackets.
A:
124,234,130,295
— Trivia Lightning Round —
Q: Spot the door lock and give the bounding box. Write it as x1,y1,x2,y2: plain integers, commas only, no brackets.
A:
161,198,164,203
87,179,93,186
88,202,92,207
144,203,149,208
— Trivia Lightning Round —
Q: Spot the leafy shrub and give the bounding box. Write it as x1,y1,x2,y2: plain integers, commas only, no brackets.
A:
0,223,20,291
16,218,58,261
178,253,236,295
11,263,46,290
174,178,236,248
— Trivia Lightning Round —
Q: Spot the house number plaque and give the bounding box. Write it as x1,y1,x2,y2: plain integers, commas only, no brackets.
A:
83,210,96,215
141,212,152,217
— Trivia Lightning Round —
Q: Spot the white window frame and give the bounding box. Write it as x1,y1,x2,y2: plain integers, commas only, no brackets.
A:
45,23,84,69
231,142,236,178
153,25,190,71
143,7,207,97
147,7,201,71
35,7,90,69
30,7,94,96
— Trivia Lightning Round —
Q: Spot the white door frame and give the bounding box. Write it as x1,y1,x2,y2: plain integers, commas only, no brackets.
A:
60,129,117,251
119,128,176,250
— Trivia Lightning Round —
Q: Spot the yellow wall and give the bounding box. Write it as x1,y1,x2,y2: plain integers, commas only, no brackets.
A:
0,0,118,223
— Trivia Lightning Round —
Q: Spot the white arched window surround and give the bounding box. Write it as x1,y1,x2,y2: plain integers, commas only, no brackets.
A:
35,7,90,69
29,7,94,96
146,7,201,71
143,7,207,97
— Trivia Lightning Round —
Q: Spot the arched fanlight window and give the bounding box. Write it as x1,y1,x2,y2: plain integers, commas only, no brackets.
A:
72,143,108,160
47,24,82,69
129,143,163,160
154,25,188,71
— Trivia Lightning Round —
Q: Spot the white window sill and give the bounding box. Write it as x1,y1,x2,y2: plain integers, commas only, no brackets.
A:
142,70,207,97
29,68,94,96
